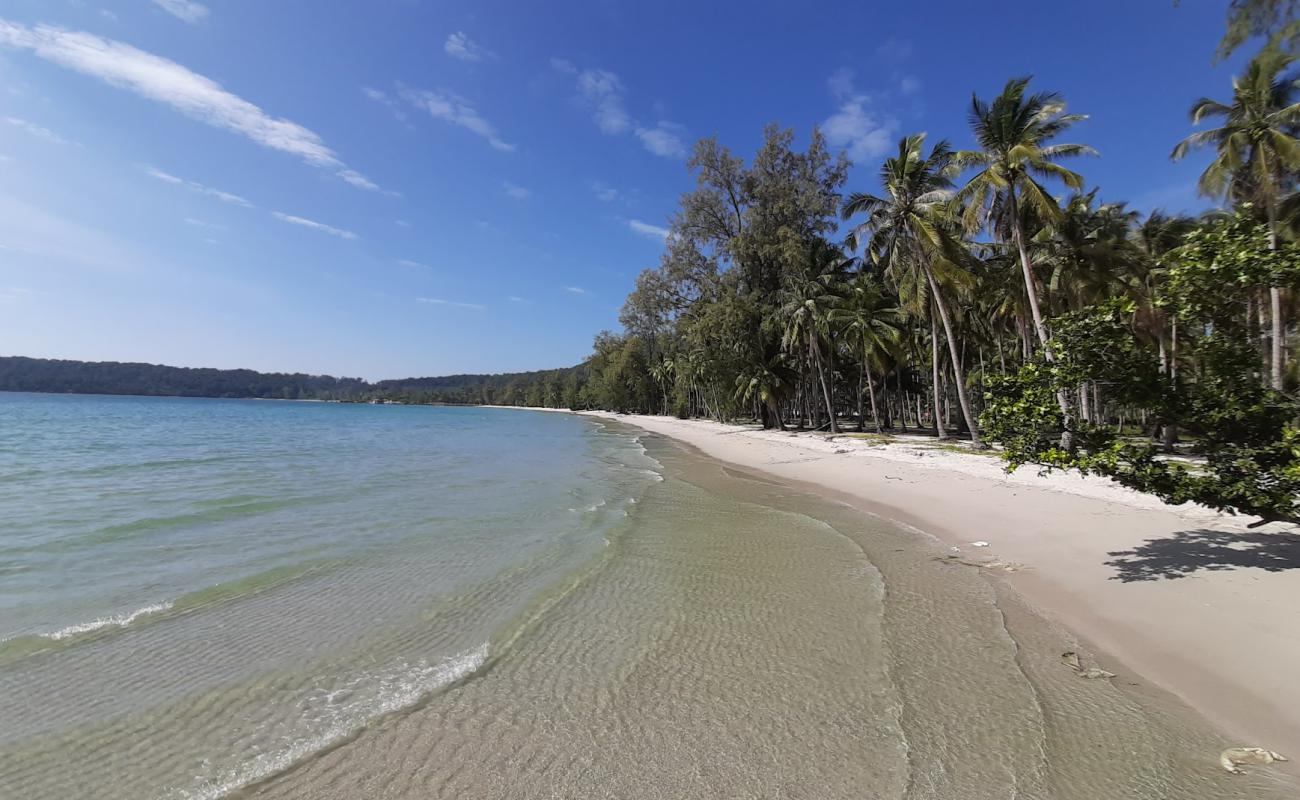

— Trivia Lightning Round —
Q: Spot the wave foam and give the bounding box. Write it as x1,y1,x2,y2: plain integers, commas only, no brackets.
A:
168,642,489,800
43,601,174,640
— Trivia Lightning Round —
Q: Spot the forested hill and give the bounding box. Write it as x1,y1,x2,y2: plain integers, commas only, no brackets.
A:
0,356,585,406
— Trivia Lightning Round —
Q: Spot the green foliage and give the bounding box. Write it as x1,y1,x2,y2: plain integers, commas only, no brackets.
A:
1165,208,1300,323
981,300,1300,524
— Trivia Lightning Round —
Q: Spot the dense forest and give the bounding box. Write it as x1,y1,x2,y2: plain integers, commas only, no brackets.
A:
0,356,583,406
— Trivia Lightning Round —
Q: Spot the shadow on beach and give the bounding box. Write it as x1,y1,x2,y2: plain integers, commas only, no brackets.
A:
1106,528,1300,582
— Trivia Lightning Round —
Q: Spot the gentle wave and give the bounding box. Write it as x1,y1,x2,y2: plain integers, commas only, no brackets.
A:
166,643,490,800
44,601,174,640
0,561,334,665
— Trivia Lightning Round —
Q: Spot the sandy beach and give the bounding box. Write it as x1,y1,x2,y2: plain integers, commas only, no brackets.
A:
572,411,1300,768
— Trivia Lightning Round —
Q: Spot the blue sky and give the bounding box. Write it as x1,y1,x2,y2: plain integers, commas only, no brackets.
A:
0,0,1255,379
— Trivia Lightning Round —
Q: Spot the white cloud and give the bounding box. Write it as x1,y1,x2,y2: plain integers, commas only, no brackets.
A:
557,62,687,157
564,286,588,295
397,258,429,269
507,295,528,303
900,75,921,95
336,168,387,193
628,219,670,240
0,286,31,302
145,165,254,207
635,121,686,159
0,21,381,190
444,32,494,62
417,296,485,310
576,68,630,134
828,67,855,100
363,87,407,122
402,88,514,152
6,116,79,146
503,181,530,200
823,90,895,161
152,0,209,24
184,217,225,230
395,219,411,227
271,211,357,240
592,181,618,202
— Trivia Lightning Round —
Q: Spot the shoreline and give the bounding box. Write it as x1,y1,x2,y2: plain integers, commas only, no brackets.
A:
501,407,1300,767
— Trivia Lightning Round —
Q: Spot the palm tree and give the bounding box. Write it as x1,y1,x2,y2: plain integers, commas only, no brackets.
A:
1171,48,1300,390
955,77,1094,355
844,133,984,446
779,261,844,432
830,274,904,433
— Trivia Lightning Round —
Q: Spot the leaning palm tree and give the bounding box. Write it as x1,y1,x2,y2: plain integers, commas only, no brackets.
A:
955,76,1095,356
1171,48,1300,390
844,133,984,446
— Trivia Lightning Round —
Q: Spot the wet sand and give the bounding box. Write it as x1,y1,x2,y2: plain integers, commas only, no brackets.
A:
247,423,1298,799
578,412,1300,774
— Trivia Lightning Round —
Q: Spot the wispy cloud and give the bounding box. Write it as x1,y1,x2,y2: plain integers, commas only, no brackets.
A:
635,121,686,159
417,296,485,310
564,286,589,295
0,20,382,191
554,61,687,159
271,211,357,240
397,258,430,269
402,87,514,152
184,217,225,230
503,181,530,200
6,116,79,147
363,87,407,122
592,181,618,202
152,0,209,24
900,75,921,95
145,165,254,207
507,295,528,303
628,219,669,240
823,70,895,161
444,32,494,62
0,286,31,302
577,68,630,134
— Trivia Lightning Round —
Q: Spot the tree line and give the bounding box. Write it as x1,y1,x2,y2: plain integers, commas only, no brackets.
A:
0,356,583,405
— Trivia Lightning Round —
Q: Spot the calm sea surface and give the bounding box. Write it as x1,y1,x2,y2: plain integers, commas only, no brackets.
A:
1,393,1295,799
0,394,659,798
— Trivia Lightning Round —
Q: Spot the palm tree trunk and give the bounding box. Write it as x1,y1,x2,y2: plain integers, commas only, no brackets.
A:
929,311,946,440
1269,203,1285,391
1009,187,1075,449
924,266,983,446
812,337,837,434
867,371,882,434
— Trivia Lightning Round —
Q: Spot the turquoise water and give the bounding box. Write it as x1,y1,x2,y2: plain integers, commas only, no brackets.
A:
0,394,660,799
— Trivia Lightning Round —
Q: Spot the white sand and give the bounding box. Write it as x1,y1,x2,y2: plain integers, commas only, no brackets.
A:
561,410,1300,760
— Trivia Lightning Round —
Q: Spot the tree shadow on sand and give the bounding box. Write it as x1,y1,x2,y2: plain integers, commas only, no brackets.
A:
1105,528,1300,582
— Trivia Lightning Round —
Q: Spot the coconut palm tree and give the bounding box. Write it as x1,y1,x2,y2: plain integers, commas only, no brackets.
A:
779,261,845,432
844,133,984,446
1171,48,1300,390
955,77,1095,356
829,274,904,433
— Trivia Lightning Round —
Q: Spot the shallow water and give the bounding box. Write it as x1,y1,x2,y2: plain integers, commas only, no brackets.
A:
0,395,1294,798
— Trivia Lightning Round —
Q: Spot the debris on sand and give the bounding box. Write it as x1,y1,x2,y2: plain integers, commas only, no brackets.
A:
1061,651,1116,679
1219,746,1288,774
